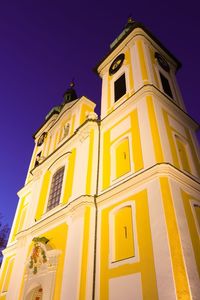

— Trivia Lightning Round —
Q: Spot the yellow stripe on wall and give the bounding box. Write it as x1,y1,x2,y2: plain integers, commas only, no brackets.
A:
71,114,75,135
160,177,191,299
10,196,26,242
130,110,143,171
0,255,15,297
181,190,200,277
149,47,159,86
136,40,148,82
107,73,111,113
35,170,51,221
185,128,200,176
147,96,164,162
102,130,111,189
163,110,180,168
80,103,93,125
62,148,76,204
79,206,91,300
53,131,59,151
125,48,134,92
86,129,94,194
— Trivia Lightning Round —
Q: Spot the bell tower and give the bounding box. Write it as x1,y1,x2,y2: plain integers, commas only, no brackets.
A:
97,17,186,119
95,18,200,300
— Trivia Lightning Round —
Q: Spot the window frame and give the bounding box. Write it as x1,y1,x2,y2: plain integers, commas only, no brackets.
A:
155,62,176,101
110,63,130,108
46,166,65,212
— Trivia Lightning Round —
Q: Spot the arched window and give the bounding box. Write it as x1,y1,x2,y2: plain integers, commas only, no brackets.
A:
47,167,65,211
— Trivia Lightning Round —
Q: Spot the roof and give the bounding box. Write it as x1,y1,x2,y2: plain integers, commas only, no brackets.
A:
94,21,182,73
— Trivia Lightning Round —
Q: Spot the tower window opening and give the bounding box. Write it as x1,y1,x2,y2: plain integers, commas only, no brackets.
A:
114,73,126,102
34,152,42,168
47,167,65,211
159,72,173,99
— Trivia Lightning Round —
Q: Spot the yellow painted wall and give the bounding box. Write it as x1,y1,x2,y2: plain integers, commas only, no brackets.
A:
0,256,15,296
80,103,93,125
35,170,51,221
102,110,143,190
61,148,76,204
163,110,199,175
136,39,148,83
86,129,95,194
99,190,158,300
114,206,134,261
181,190,200,278
149,47,159,86
176,137,191,172
10,195,28,242
146,96,164,163
160,178,191,299
18,223,68,300
79,206,91,300
115,138,131,178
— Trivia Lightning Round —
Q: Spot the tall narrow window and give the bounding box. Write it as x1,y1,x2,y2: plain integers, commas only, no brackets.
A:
114,206,134,261
34,152,42,168
159,72,173,99
114,73,126,102
47,167,65,211
115,138,131,178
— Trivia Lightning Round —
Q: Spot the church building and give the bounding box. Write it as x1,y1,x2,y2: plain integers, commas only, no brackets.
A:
0,18,200,300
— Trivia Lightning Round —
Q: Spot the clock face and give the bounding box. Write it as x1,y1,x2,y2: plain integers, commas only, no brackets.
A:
155,52,170,72
109,53,125,75
37,132,47,146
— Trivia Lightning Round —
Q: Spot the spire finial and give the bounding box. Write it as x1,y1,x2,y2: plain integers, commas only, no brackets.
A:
63,79,77,104
69,80,75,88
127,16,134,23
124,16,135,30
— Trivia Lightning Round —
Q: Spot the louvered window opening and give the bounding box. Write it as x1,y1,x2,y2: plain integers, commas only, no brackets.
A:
47,167,64,211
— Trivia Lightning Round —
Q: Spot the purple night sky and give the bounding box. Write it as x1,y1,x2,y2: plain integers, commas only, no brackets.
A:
0,1,199,227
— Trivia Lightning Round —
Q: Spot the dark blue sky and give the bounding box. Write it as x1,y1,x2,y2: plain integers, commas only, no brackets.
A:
0,1,199,227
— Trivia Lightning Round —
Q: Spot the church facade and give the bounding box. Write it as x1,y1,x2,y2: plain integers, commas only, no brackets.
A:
0,19,200,300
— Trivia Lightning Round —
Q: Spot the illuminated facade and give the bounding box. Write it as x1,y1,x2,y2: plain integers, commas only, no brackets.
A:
0,19,200,300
